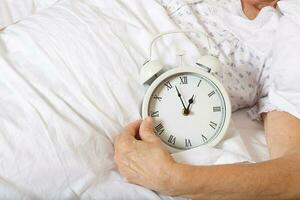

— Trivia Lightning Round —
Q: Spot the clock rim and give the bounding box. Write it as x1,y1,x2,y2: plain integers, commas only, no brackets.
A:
142,67,232,153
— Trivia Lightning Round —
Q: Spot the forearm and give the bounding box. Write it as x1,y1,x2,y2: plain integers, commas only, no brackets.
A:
165,111,300,200
169,153,300,200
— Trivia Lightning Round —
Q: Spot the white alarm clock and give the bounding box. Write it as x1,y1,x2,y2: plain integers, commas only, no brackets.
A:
140,30,231,153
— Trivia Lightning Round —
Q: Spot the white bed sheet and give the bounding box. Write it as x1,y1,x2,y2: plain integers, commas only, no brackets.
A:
0,0,58,29
0,0,268,199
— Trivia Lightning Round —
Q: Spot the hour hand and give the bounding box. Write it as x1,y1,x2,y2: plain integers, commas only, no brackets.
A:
186,95,195,112
175,86,187,111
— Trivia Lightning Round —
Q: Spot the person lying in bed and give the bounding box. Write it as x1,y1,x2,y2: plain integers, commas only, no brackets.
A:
115,0,300,199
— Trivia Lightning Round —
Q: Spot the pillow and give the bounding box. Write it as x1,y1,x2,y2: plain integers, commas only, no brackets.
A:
0,0,58,29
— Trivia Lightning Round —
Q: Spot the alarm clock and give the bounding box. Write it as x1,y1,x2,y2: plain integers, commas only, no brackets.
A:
140,30,231,153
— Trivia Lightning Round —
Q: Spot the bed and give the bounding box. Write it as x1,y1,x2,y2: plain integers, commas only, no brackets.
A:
0,0,269,199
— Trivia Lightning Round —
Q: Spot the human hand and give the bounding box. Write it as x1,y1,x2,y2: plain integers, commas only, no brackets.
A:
114,117,178,195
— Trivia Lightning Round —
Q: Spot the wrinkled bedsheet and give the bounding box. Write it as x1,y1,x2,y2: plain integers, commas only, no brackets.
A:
0,0,58,29
0,0,269,199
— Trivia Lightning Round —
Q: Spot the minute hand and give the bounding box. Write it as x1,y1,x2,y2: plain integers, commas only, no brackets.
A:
175,86,187,111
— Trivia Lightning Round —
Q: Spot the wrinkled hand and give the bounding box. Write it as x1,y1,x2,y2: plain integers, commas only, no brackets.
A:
114,117,177,195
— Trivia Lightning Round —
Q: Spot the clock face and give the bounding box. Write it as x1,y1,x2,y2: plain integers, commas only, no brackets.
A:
145,70,228,150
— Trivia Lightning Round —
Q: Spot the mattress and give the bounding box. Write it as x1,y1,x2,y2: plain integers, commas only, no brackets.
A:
0,0,269,199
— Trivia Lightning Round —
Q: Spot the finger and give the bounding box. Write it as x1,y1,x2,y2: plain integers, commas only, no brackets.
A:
121,120,142,140
139,117,157,142
115,120,142,150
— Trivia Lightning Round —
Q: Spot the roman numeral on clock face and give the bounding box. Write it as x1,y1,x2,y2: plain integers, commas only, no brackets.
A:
164,81,173,90
202,134,208,142
154,95,162,102
179,76,188,85
209,121,218,130
197,79,202,87
151,111,159,118
213,106,221,112
208,91,216,98
168,135,176,145
154,123,164,135
185,139,192,148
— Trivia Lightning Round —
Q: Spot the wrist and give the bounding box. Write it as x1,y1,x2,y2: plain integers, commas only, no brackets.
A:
165,162,203,197
162,162,184,196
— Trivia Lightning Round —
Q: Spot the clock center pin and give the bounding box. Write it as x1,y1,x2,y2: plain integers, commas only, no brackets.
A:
183,109,190,116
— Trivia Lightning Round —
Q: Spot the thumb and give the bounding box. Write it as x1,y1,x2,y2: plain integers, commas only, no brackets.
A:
139,117,157,142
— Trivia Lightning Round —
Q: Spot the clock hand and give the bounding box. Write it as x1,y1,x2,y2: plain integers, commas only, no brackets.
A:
186,95,195,113
175,86,187,112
